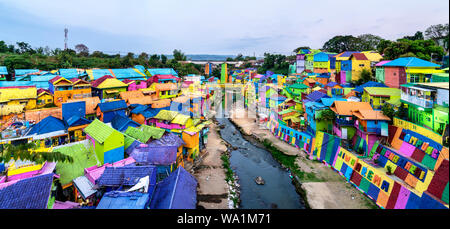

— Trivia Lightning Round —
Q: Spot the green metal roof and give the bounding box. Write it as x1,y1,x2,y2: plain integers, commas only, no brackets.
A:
363,87,401,96
54,143,100,185
83,119,119,144
139,124,166,140
288,83,309,90
125,126,152,143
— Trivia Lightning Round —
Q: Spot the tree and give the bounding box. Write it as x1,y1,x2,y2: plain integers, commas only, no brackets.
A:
75,44,89,57
0,142,73,166
356,34,384,51
402,31,424,41
16,41,35,54
381,103,395,122
138,52,149,60
355,68,375,85
235,53,244,61
173,49,186,61
0,41,15,53
322,35,361,53
425,24,449,43
382,39,444,60
161,54,168,64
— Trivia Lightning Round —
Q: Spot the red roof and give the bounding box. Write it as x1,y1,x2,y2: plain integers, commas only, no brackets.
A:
91,75,114,88
351,53,368,60
0,86,36,89
37,88,51,95
122,79,136,84
49,76,63,84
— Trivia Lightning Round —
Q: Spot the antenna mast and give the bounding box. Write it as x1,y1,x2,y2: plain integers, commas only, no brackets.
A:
64,28,68,50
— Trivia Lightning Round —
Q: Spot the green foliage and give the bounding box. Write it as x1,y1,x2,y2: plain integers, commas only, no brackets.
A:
386,165,393,174
355,68,375,86
381,103,395,121
0,142,74,164
322,35,361,53
381,38,444,61
317,109,336,122
257,53,289,75
293,46,311,53
173,49,186,61
403,31,424,41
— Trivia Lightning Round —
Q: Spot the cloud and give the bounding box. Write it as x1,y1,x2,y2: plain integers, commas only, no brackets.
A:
0,0,448,55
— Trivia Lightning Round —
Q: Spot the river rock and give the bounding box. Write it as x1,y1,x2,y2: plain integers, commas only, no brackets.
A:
219,124,226,129
255,176,265,185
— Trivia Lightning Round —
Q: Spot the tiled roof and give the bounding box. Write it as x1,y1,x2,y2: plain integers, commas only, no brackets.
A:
330,101,372,116
96,166,157,187
25,107,62,123
84,119,120,144
127,96,153,105
0,174,54,209
352,110,391,121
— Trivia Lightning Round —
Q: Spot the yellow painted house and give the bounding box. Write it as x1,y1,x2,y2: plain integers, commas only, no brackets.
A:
350,53,371,81
361,87,401,110
0,86,37,110
36,89,54,108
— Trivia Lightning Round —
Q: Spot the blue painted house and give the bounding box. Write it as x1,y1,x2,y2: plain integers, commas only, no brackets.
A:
95,100,128,123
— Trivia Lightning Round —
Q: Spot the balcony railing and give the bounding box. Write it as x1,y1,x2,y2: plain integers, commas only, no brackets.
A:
401,92,433,108
336,118,354,126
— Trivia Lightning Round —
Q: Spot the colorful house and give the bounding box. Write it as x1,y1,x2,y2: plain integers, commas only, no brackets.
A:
313,52,331,74
325,82,344,97
149,110,180,129
400,82,449,134
91,75,128,100
66,96,100,121
147,74,180,84
349,53,371,81
316,73,330,85
0,86,37,110
382,57,441,88
69,78,91,99
122,79,147,91
84,119,125,165
48,76,74,107
375,60,392,83
36,88,54,108
361,87,401,110
149,83,180,100
95,100,128,123
330,101,373,140
352,109,391,154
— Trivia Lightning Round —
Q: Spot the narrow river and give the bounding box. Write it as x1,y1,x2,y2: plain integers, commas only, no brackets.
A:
216,118,305,209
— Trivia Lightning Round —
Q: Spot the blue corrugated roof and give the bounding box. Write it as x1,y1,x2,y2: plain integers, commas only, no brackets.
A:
27,116,67,135
96,166,157,187
147,68,178,77
353,81,387,93
111,114,140,132
320,97,347,107
150,167,197,209
0,174,54,209
382,57,440,68
326,82,339,87
14,69,40,76
58,69,87,79
96,191,151,209
97,100,128,112
306,91,330,102
0,66,7,75
0,81,49,89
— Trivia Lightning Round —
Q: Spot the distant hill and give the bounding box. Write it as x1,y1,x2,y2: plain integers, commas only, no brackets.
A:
133,54,263,61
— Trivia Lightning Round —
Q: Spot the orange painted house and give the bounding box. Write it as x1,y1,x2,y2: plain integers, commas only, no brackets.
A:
49,76,92,107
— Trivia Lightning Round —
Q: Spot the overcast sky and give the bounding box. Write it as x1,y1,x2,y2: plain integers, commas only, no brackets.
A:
0,0,448,56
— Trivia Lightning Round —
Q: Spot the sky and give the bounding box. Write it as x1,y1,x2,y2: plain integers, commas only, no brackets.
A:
0,0,448,56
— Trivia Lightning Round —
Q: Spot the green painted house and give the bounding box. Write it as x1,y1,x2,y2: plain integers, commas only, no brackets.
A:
400,82,449,134
84,119,125,164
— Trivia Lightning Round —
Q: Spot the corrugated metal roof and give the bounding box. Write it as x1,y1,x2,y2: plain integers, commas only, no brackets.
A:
27,116,66,135
96,191,151,209
84,119,120,144
111,115,140,132
382,57,440,68
147,68,178,77
96,166,157,187
73,175,97,199
0,66,8,75
97,100,127,112
0,174,54,209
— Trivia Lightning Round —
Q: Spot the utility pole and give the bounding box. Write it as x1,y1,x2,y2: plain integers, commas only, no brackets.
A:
64,28,68,50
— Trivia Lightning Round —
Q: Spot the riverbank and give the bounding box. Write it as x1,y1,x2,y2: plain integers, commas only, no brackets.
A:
192,121,233,209
229,107,378,209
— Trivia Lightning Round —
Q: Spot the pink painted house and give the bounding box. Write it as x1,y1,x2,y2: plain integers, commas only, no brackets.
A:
123,79,147,91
